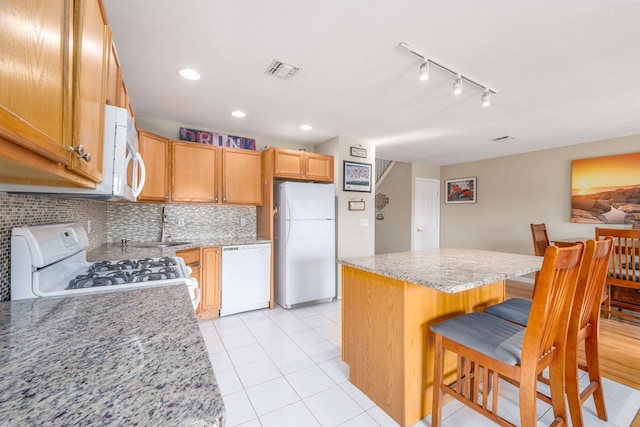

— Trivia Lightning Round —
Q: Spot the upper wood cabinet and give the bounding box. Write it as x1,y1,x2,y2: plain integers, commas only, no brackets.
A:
136,131,263,206
0,0,110,188
266,148,334,182
69,0,109,183
137,130,170,202
106,40,121,106
171,141,220,203
223,148,262,205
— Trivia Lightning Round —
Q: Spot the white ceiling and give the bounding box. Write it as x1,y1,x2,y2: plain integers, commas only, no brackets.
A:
103,0,640,165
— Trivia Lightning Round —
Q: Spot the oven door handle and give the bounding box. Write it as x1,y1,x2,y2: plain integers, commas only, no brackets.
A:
187,278,201,310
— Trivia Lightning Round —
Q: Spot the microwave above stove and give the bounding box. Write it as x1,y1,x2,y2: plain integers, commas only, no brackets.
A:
0,105,146,202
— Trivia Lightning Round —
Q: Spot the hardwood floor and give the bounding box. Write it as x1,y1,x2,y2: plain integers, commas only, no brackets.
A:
505,280,640,390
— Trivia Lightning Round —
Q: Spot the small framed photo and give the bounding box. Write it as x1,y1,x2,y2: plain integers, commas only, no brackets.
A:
445,177,477,204
350,146,367,158
343,161,372,193
348,200,365,211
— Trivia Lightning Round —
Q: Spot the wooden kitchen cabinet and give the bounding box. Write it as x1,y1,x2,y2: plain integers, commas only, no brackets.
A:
137,131,170,202
265,147,334,182
68,0,109,183
106,40,121,106
0,0,93,187
199,246,222,319
222,148,262,205
171,141,220,203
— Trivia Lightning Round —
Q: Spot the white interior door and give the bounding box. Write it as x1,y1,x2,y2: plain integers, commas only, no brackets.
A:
414,178,440,250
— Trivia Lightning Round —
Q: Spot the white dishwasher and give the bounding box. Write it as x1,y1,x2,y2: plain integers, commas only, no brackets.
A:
220,243,271,316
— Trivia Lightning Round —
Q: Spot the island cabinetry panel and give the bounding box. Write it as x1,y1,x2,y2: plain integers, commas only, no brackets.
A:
222,148,262,205
200,246,222,319
171,141,219,203
137,130,170,202
341,265,504,427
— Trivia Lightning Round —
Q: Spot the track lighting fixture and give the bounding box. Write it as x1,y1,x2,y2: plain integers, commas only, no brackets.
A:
399,42,497,107
419,61,429,81
453,75,462,95
481,89,491,107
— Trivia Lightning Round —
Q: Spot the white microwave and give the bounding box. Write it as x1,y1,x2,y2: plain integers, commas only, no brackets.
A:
0,105,146,201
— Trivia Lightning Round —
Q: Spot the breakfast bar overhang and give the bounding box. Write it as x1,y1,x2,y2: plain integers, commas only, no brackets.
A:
338,248,542,427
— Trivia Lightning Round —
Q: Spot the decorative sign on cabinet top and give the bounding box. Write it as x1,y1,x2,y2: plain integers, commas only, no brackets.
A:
179,127,256,150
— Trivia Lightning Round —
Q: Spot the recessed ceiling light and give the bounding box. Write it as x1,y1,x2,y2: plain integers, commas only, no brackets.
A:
178,68,200,80
299,124,312,131
231,111,246,118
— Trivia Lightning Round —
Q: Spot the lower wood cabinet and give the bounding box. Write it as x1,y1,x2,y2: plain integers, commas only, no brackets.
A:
176,246,221,320
200,246,221,319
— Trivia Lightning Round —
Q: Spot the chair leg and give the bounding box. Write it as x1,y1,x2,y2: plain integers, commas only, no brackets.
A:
603,285,611,319
518,374,538,427
565,336,584,427
548,356,568,427
584,334,607,421
432,334,444,427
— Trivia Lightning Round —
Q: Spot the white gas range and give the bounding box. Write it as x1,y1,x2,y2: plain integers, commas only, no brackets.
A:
10,222,200,308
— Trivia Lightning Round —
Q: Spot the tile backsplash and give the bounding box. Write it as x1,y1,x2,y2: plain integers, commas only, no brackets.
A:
107,204,256,242
1,192,256,301
0,192,108,301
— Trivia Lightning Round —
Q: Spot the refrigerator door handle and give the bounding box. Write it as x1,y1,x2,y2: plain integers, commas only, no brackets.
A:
285,193,292,248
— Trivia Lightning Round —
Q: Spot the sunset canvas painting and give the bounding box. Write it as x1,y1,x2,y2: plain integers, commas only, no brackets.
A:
571,152,640,224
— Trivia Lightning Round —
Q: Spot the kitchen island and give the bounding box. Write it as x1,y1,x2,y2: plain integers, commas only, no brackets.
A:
338,248,542,427
0,285,225,426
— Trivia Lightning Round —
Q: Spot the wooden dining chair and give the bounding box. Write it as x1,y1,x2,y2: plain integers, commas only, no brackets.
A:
485,238,614,427
595,227,640,321
531,223,550,256
430,243,584,427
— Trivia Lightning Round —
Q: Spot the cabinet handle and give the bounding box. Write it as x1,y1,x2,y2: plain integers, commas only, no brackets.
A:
192,263,201,269
68,145,91,163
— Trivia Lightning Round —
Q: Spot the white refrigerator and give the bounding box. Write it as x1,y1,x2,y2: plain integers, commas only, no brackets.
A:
274,182,336,308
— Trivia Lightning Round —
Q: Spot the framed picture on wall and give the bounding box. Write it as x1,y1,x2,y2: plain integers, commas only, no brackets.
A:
445,177,477,204
343,161,372,193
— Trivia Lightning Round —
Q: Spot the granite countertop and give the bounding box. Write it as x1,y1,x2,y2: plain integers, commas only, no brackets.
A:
0,285,225,426
338,248,542,293
88,238,271,261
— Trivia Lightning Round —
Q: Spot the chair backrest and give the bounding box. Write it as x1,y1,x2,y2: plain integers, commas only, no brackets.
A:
531,223,550,256
595,228,640,288
572,238,613,333
521,243,584,367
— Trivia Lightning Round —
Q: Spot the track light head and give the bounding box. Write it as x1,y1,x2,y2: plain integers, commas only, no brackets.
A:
453,75,462,95
481,89,491,107
419,61,429,81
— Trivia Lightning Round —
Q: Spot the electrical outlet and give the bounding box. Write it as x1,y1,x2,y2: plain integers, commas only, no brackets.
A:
177,218,185,227
87,220,92,233
240,218,247,227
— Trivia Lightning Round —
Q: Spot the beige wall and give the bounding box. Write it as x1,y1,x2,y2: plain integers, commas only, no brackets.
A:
440,134,640,255
316,136,376,297
375,162,412,254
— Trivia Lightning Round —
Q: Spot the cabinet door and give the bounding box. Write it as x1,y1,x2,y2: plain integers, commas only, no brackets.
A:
69,0,108,183
223,148,262,205
171,141,219,203
273,149,304,178
200,246,221,319
137,131,170,202
106,39,121,106
0,0,73,165
305,153,334,182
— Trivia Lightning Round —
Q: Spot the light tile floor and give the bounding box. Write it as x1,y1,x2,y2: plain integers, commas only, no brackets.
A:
199,300,640,427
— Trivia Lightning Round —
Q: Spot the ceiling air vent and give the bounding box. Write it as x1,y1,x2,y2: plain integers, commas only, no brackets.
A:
265,59,301,80
492,136,516,142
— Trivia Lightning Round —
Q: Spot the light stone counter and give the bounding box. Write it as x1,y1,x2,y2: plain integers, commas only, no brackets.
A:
338,248,542,293
0,285,225,426
88,238,271,261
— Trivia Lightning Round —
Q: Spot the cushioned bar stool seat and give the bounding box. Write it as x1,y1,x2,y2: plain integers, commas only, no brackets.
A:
484,297,532,326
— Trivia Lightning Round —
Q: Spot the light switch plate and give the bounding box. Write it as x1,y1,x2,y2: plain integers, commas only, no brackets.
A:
360,218,369,227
